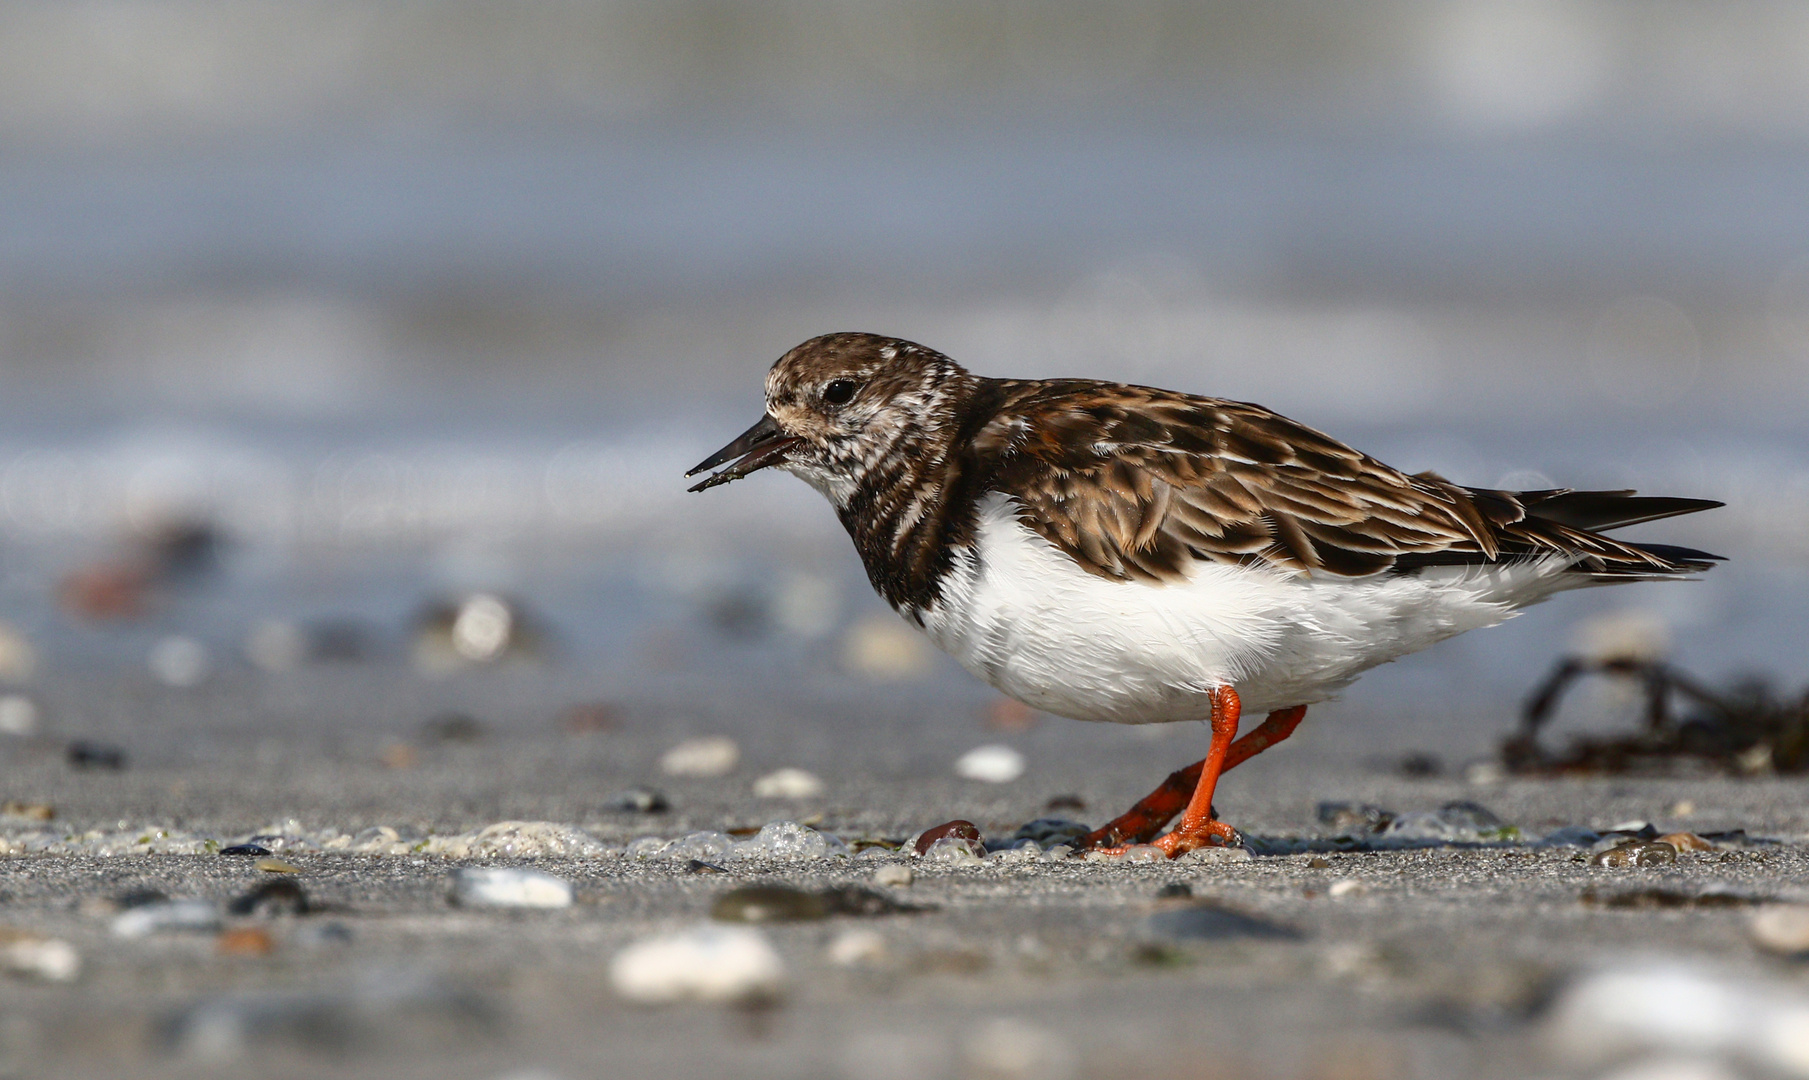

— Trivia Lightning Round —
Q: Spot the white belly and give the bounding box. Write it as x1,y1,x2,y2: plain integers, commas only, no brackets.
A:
911,491,1581,723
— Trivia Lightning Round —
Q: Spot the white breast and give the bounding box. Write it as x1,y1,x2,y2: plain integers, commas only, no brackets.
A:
911,491,1582,723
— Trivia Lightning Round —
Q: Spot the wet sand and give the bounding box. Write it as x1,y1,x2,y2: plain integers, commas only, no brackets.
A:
5,692,1809,1080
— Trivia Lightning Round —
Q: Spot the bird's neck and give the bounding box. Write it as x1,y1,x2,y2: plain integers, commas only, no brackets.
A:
833,376,1005,614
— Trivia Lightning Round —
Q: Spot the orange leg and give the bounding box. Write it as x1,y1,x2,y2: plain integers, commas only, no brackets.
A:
1081,703,1308,850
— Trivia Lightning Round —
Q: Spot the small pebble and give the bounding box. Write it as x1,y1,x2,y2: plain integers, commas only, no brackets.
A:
660,736,740,778
954,744,1025,783
1592,841,1678,868
0,694,39,736
1118,844,1167,863
827,928,889,967
255,857,300,873
1145,902,1302,942
1750,905,1809,956
220,844,272,857
1658,832,1713,852
1670,799,1697,818
228,879,312,917
914,820,982,856
66,739,127,770
0,800,52,821
685,859,728,875
148,635,211,687
1315,801,1393,834
752,767,824,800
1328,879,1369,899
606,787,670,814
112,899,221,938
378,742,418,769
609,925,784,1005
1307,857,1332,869
0,929,80,982
449,867,574,909
1379,800,1514,844
1463,761,1506,785
421,712,485,743
921,836,986,865
873,864,913,888
1398,751,1443,777
711,885,827,923
1011,818,1090,847
1155,882,1192,899
217,927,275,956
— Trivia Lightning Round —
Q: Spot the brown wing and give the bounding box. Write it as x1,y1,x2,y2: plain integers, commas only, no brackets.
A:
970,380,1714,582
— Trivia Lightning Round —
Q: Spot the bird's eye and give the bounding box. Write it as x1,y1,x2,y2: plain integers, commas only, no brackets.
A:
823,379,858,405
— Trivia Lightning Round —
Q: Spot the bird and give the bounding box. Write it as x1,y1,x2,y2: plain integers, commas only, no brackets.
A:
686,332,1722,858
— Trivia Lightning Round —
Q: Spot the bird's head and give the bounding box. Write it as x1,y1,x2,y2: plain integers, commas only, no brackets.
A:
686,332,969,508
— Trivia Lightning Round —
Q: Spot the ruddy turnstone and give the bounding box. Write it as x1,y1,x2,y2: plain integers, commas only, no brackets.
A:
687,333,1722,858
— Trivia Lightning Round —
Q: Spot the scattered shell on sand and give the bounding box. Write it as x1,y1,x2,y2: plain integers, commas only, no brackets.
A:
660,736,740,778
827,928,889,967
1751,905,1809,956
425,821,608,858
112,899,221,938
922,837,986,865
1543,961,1809,1076
609,925,784,1005
1592,841,1678,867
0,928,79,981
873,864,913,888
955,744,1025,783
0,694,40,736
449,867,574,909
753,767,824,799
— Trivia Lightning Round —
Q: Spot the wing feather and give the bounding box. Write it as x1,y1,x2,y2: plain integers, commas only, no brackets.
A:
970,380,1716,582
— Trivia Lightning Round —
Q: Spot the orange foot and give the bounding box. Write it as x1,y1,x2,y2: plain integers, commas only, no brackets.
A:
1080,703,1307,852
1151,818,1240,857
1097,818,1239,859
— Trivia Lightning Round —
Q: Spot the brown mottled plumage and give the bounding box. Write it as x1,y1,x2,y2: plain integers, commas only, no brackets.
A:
687,331,1722,858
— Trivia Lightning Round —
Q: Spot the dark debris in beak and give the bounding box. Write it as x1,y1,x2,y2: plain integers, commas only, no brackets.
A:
685,414,803,492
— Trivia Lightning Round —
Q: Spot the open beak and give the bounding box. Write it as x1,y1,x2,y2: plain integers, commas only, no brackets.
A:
685,414,804,492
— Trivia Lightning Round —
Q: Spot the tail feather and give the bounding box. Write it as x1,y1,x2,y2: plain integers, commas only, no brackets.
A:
1520,489,1725,532
1391,485,1724,577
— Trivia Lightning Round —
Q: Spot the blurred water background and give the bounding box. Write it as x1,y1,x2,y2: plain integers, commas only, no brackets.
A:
0,2,1805,767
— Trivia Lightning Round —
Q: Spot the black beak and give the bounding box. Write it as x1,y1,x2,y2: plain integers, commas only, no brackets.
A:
685,414,804,492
